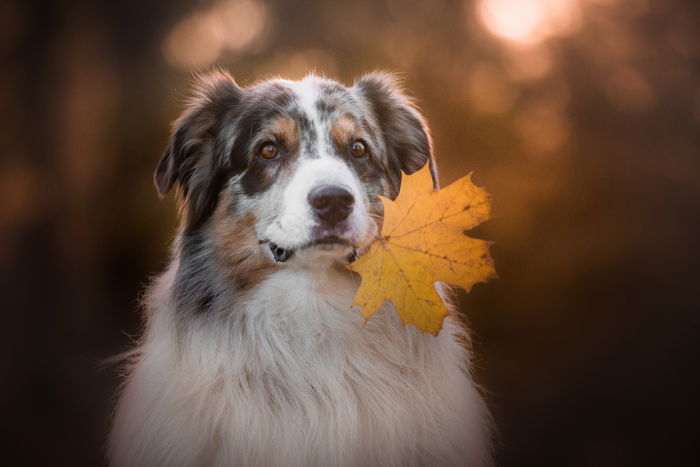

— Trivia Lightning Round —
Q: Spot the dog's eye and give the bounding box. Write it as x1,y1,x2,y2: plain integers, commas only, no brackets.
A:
259,143,279,160
350,141,366,158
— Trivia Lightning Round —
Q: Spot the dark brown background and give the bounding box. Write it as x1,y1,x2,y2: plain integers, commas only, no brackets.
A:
1,0,699,465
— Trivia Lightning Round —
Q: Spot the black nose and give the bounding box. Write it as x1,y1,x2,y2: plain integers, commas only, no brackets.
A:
308,185,355,225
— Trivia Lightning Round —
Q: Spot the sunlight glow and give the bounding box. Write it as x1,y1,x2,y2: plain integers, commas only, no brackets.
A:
504,46,552,80
477,0,582,45
163,0,268,70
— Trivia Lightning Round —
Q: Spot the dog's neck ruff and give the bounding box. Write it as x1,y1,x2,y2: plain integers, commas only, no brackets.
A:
110,260,492,466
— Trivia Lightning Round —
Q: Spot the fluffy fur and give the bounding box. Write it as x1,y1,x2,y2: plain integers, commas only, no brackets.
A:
109,71,493,467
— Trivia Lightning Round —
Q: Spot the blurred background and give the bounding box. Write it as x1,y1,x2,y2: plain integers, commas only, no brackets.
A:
1,0,699,465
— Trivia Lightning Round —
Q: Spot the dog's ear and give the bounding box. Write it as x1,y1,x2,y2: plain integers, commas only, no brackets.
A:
155,71,243,229
353,72,438,189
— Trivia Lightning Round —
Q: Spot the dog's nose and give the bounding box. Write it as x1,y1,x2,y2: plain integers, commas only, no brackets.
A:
308,185,355,225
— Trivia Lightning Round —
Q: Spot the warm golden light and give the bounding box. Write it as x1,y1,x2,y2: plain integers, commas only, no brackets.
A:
504,46,552,81
163,0,268,70
513,105,571,153
513,82,572,153
466,63,519,114
476,0,582,45
217,0,267,51
260,49,339,80
163,12,223,69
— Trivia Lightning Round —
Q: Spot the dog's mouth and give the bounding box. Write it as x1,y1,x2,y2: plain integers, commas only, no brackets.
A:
267,236,358,263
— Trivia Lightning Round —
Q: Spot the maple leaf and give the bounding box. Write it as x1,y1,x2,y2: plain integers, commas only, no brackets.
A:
347,164,496,335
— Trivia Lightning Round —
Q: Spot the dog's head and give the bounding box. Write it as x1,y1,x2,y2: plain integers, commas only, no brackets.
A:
157,71,436,269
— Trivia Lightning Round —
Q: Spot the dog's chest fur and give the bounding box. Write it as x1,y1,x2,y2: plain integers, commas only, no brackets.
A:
111,263,491,467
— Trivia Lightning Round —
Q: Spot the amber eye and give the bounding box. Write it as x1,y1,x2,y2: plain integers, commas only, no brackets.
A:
350,140,367,158
259,143,279,160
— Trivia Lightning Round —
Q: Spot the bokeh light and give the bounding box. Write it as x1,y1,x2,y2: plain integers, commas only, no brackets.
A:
466,62,519,114
261,49,339,80
503,46,553,81
163,0,268,69
476,0,582,45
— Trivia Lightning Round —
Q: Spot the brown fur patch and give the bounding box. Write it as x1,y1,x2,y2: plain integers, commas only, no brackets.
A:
211,192,276,297
331,114,358,145
266,116,299,151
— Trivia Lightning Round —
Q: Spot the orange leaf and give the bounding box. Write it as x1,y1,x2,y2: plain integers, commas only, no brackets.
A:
347,164,496,335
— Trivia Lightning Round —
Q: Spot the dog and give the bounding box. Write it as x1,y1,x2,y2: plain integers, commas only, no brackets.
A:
109,70,493,466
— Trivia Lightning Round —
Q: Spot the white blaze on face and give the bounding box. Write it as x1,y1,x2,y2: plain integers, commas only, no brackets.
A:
294,77,333,159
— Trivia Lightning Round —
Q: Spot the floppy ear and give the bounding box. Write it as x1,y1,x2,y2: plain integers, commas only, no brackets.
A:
155,70,243,229
353,72,439,189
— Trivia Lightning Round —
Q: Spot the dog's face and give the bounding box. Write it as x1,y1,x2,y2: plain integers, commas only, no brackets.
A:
156,72,436,270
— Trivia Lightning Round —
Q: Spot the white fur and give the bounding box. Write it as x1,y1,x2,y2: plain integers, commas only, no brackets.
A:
110,261,493,466
261,156,374,251
288,78,334,158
